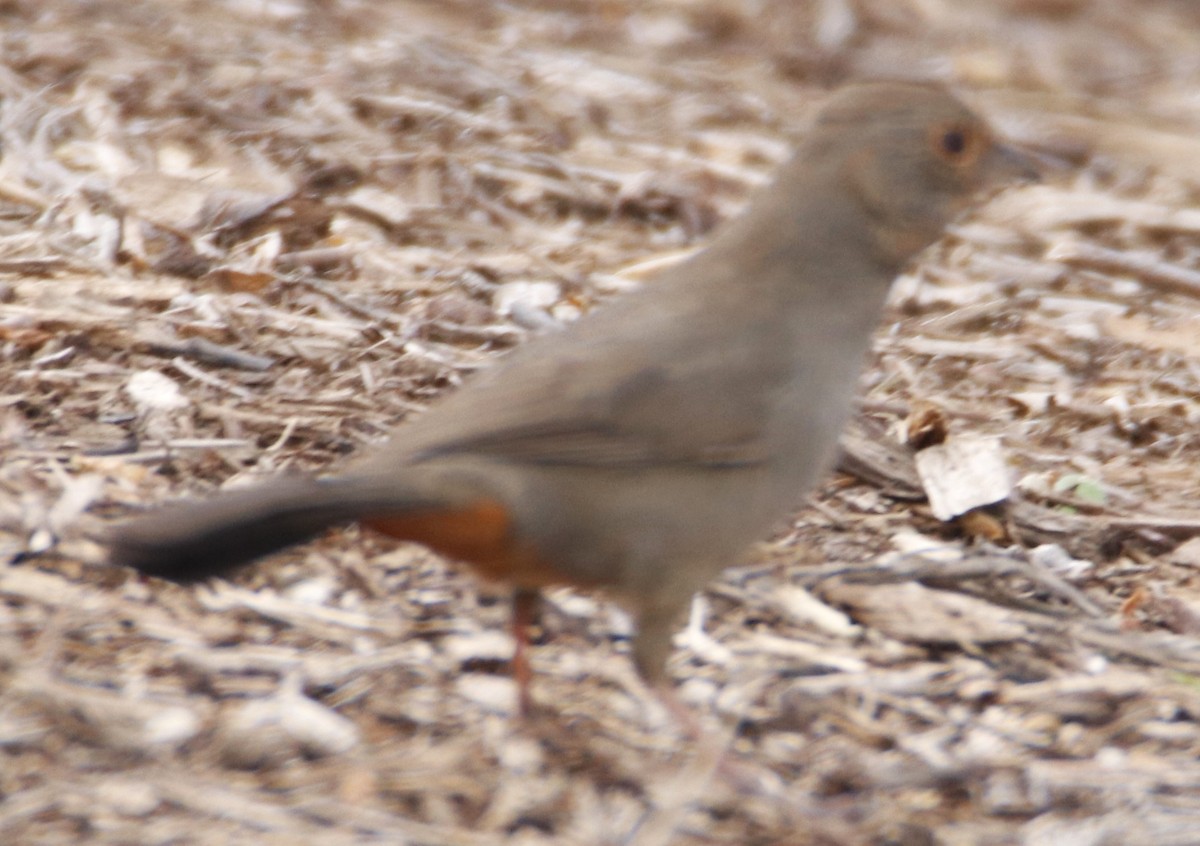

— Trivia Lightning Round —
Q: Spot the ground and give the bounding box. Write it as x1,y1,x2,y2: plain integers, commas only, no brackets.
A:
3,1,1200,844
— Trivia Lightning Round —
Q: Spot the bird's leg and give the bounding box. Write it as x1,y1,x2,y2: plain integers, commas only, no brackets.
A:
631,604,707,741
651,681,705,742
633,599,770,786
511,587,540,716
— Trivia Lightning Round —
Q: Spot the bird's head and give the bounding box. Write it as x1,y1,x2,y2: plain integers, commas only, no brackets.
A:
815,82,1038,265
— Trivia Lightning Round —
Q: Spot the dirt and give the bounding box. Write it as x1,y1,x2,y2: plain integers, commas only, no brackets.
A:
3,1,1200,844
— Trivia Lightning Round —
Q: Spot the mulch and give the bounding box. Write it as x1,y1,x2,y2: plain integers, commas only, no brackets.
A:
3,1,1200,843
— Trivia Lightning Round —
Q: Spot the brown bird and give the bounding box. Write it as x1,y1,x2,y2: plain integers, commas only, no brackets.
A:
109,82,1035,715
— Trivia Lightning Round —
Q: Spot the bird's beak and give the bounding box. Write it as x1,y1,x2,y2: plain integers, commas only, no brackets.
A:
987,141,1042,185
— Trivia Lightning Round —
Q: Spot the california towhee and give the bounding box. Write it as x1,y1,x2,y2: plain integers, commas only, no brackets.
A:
109,82,1035,712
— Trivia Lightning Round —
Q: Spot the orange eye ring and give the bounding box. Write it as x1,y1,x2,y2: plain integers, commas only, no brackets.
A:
941,129,966,155
929,122,985,167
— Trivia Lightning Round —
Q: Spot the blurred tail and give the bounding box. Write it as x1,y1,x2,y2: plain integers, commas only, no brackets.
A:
108,476,438,582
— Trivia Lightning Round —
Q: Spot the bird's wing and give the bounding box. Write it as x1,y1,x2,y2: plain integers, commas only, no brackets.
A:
413,359,774,469
384,275,785,470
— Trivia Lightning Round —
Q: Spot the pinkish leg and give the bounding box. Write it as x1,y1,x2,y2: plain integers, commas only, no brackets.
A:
511,588,540,716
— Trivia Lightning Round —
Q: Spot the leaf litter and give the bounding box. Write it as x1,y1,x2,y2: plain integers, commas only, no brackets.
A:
3,1,1200,844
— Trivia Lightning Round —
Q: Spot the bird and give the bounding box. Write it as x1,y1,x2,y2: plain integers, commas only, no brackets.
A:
109,81,1036,717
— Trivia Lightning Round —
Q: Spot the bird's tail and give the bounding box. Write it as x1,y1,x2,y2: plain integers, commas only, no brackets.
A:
108,475,440,582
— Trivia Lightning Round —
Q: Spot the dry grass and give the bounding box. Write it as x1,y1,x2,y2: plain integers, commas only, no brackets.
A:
4,1,1200,844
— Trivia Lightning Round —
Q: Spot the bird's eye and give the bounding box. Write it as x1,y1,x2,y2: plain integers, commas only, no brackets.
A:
929,122,982,166
941,129,966,156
